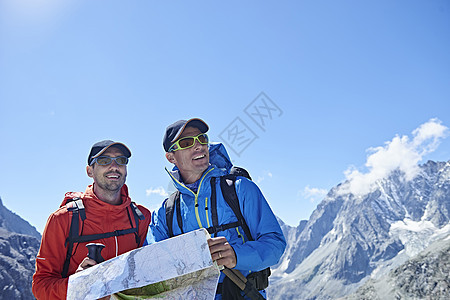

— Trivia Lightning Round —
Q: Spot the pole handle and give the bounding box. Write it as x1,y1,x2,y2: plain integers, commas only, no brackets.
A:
86,243,105,263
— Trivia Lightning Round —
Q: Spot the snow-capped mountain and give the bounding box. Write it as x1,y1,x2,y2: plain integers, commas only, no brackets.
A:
269,160,450,299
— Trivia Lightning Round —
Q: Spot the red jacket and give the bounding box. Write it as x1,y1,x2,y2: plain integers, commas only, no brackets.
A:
32,184,151,300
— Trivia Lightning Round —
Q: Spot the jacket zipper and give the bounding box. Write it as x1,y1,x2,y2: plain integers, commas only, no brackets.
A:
168,167,215,230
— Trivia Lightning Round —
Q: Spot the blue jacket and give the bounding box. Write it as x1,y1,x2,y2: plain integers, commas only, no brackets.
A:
149,143,286,297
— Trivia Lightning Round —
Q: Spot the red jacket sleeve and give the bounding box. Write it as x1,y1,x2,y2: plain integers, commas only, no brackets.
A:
32,211,70,300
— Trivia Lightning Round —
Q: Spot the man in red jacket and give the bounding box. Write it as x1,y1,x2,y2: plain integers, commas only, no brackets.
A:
32,140,151,300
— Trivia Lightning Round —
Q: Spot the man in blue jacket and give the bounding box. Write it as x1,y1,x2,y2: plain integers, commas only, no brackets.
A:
150,118,286,299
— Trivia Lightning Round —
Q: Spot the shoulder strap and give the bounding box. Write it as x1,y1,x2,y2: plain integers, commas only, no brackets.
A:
62,197,84,278
66,227,139,244
208,177,241,236
219,175,254,241
165,191,183,238
210,177,219,237
175,193,183,236
129,202,144,245
130,202,145,220
206,175,252,239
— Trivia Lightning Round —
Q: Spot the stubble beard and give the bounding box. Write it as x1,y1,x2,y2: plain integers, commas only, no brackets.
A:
97,172,126,193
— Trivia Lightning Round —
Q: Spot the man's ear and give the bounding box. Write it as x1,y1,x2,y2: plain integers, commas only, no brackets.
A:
86,165,94,178
166,152,176,164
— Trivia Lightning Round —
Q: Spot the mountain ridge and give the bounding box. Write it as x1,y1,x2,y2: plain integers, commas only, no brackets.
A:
0,197,41,239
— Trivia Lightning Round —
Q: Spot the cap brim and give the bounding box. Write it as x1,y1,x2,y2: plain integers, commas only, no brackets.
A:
91,142,132,159
171,118,209,143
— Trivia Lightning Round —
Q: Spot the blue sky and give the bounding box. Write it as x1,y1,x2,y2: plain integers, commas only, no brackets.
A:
1,0,449,233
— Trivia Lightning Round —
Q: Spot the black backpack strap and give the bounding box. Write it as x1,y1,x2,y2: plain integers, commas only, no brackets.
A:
220,175,254,241
129,202,144,245
206,221,242,236
206,177,241,236
125,205,139,245
75,198,86,221
165,191,176,238
210,177,219,237
66,227,139,244
165,191,183,238
62,197,84,278
175,192,183,236
130,202,145,220
65,205,142,245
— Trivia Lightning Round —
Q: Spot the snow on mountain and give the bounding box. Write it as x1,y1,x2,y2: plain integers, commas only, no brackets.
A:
345,234,450,299
269,160,450,300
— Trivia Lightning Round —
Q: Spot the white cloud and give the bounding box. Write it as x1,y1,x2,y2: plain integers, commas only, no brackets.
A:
339,118,448,197
301,186,328,203
255,171,273,184
146,186,168,198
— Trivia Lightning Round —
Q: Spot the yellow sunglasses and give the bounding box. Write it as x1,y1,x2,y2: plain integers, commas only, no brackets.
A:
168,133,209,152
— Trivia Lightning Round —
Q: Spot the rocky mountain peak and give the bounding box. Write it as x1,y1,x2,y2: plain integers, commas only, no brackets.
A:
269,160,450,299
0,197,41,299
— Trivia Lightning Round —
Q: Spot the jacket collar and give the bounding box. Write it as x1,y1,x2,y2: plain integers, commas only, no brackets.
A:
166,165,226,195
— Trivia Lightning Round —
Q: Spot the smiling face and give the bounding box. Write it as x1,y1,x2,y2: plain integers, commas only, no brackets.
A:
87,146,127,201
166,126,210,184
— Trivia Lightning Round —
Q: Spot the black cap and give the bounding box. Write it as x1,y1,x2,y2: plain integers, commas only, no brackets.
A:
88,140,132,165
163,118,209,152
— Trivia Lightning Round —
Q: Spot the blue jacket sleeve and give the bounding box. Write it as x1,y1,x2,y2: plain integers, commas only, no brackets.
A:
148,200,170,243
231,178,286,271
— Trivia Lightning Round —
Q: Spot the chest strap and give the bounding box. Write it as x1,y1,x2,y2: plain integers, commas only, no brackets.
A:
61,198,144,278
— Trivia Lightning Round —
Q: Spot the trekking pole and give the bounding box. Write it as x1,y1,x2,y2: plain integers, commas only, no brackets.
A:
222,268,246,290
222,268,265,300
86,243,105,263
